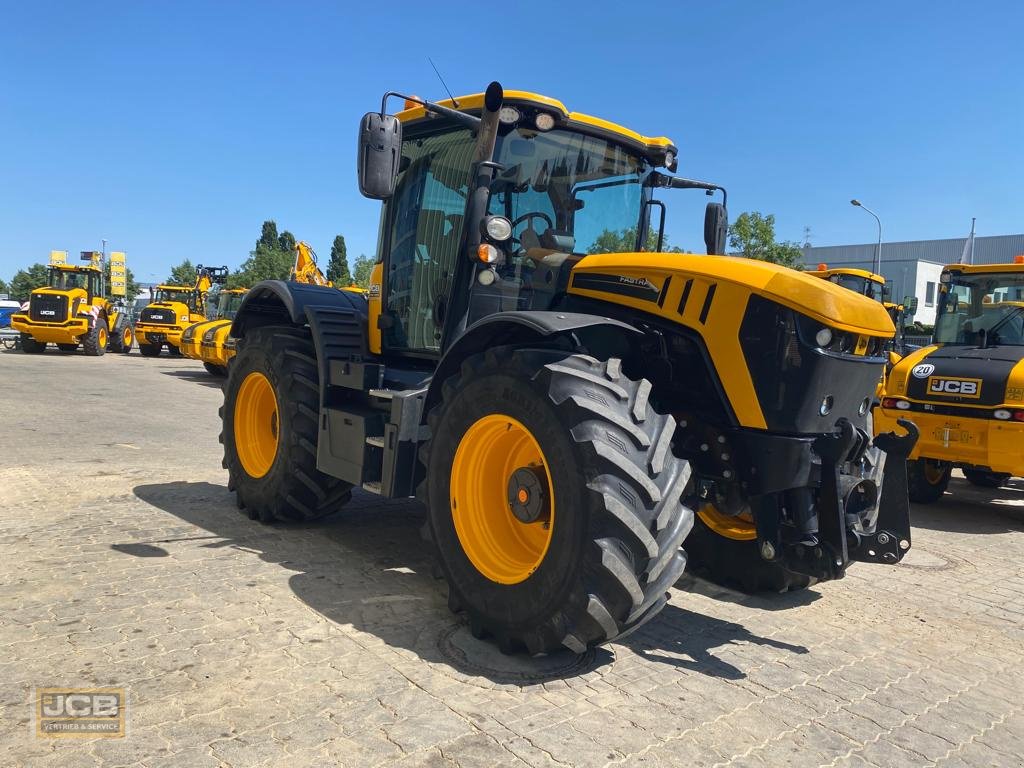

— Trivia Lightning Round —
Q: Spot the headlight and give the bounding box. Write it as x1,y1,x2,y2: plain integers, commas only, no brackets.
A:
815,328,833,347
181,314,189,322
476,244,500,264
994,409,1011,420
484,216,512,242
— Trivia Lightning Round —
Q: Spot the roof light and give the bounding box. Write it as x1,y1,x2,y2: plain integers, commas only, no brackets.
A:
1015,255,1024,264
534,113,555,131
818,263,828,271
498,106,521,125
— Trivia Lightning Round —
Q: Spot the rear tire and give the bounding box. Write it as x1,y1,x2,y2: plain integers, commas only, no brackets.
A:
221,325,353,522
168,344,183,357
138,342,162,357
204,362,228,377
963,469,1010,488
82,318,108,356
423,347,693,654
907,458,952,503
20,335,46,354
57,343,79,353
683,511,813,594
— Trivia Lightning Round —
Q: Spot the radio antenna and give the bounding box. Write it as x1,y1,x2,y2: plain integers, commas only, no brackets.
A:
428,57,459,107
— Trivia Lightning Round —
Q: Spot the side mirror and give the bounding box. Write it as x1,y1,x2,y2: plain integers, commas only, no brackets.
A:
704,203,728,255
904,296,918,314
357,112,403,200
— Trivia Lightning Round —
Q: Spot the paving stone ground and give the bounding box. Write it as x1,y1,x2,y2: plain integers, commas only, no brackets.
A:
2,349,1023,768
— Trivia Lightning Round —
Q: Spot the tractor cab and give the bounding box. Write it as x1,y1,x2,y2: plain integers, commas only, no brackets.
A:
47,265,102,298
808,264,889,304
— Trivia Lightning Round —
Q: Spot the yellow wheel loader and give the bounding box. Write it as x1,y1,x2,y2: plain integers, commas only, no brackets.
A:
221,83,917,653
181,288,249,376
134,265,228,357
876,258,1024,502
10,251,134,356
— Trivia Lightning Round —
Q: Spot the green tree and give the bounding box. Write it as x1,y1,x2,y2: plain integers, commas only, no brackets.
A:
0,278,8,296
727,211,804,268
589,227,685,254
234,243,294,285
352,254,375,289
278,230,296,255
104,262,140,303
166,259,196,285
10,264,49,300
327,235,352,285
258,220,279,250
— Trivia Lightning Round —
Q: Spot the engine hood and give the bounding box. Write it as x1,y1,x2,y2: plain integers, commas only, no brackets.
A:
887,344,1024,407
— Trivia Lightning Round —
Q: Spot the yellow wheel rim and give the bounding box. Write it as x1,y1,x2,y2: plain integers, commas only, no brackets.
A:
98,327,107,348
234,371,279,478
450,413,555,585
697,503,757,541
123,327,132,347
923,460,946,485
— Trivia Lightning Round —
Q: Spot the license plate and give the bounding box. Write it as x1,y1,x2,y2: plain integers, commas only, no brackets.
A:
932,423,975,445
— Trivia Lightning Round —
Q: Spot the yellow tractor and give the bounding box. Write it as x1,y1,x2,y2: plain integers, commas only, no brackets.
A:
220,83,917,653
10,250,134,355
134,265,228,357
181,288,249,376
876,258,1024,501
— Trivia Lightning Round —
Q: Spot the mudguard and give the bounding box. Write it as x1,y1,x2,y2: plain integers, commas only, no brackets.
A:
230,280,368,338
424,310,642,412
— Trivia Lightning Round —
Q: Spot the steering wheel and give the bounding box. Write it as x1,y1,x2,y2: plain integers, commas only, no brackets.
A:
510,212,554,250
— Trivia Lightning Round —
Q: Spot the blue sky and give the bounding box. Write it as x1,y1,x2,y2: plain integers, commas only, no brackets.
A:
2,1,1022,282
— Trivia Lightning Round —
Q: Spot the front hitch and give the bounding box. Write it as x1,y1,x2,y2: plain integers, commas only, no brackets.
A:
849,418,919,565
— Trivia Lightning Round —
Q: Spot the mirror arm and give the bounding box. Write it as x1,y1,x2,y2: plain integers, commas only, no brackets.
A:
380,91,481,131
650,173,727,208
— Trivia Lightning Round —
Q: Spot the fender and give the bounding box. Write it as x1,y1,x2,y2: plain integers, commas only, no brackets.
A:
230,280,368,338
424,310,642,413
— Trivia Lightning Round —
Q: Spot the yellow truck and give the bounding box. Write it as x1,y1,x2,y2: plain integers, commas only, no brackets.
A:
10,250,134,355
134,265,228,357
217,82,918,654
180,288,248,376
877,258,1024,500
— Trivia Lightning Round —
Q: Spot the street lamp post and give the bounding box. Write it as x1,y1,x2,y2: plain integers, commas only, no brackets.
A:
850,199,882,275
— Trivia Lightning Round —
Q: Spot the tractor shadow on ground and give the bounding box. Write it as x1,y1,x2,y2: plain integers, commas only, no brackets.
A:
131,481,810,684
911,477,1024,535
159,369,224,389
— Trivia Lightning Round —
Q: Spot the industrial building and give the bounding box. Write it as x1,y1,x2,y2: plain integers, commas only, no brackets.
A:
803,233,1024,325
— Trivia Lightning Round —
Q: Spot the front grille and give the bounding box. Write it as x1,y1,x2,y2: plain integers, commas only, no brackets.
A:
29,294,68,323
141,307,176,325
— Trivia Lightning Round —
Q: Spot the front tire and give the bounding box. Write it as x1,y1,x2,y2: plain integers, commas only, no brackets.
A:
20,335,46,354
82,319,108,356
907,458,952,503
683,507,812,594
109,324,133,353
423,348,693,654
138,342,162,357
221,325,353,522
963,469,1010,488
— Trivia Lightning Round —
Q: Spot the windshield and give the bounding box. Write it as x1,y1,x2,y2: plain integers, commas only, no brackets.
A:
829,274,884,303
48,269,92,292
154,288,194,306
219,294,245,320
488,127,650,256
935,271,1024,346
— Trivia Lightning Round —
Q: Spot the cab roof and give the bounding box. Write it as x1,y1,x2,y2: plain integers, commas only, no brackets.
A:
51,264,100,273
944,262,1024,275
807,266,886,284
155,284,194,291
395,90,677,165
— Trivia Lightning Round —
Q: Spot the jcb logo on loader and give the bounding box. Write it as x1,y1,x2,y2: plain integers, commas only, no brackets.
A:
927,376,982,398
